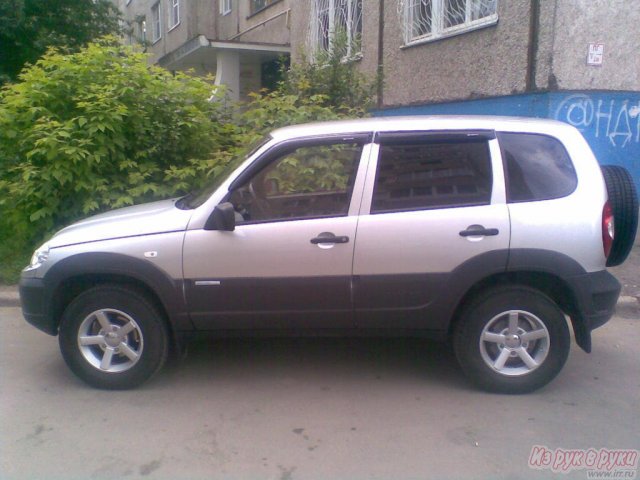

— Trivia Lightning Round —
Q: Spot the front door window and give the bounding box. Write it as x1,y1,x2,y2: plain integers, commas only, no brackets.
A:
229,141,363,223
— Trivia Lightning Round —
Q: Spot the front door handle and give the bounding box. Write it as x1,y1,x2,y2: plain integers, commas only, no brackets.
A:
310,232,350,244
459,225,499,237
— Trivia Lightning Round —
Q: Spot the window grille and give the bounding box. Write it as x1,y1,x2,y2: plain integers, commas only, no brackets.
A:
308,0,362,59
398,0,497,45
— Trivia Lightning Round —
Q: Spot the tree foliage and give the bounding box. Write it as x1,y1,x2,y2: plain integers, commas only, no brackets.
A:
0,38,229,251
0,0,121,83
277,38,378,114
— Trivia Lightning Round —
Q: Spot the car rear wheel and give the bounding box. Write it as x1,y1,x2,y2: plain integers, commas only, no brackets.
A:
59,285,169,389
601,165,638,267
454,286,570,394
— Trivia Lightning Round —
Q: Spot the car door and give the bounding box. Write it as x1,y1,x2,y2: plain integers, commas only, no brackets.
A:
183,135,372,330
352,131,510,331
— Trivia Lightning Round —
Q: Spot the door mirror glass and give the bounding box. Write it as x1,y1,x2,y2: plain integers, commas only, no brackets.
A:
205,202,236,231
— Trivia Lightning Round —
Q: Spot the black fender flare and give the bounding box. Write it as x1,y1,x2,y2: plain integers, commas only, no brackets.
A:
43,252,193,333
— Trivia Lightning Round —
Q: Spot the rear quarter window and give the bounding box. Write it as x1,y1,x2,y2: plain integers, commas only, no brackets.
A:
498,132,577,203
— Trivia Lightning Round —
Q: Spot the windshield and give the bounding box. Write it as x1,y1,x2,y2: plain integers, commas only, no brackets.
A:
176,135,272,210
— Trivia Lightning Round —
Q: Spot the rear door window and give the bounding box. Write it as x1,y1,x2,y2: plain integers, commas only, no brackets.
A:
498,132,577,203
371,135,493,213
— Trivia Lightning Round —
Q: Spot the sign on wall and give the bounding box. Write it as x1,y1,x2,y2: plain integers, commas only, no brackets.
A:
587,43,605,66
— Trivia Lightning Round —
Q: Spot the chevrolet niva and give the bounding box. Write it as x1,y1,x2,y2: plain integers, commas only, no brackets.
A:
20,116,639,393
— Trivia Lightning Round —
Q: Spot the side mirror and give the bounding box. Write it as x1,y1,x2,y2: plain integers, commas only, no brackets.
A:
204,202,236,231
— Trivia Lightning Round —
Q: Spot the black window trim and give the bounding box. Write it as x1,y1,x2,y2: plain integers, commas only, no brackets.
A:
374,129,496,145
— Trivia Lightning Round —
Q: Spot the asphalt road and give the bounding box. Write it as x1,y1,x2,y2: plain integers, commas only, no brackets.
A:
1,302,639,480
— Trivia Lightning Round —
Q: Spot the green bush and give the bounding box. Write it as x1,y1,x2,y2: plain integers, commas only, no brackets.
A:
0,38,230,269
277,34,378,114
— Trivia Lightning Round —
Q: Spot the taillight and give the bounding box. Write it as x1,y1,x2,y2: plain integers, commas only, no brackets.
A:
602,201,614,258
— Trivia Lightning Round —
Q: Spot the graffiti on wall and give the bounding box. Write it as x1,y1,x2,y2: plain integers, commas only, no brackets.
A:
554,94,640,149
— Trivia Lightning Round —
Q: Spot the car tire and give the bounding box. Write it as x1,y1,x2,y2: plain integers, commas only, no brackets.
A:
453,286,570,394
59,285,169,390
601,165,638,267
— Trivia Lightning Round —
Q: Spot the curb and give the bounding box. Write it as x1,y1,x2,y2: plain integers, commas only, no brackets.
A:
0,288,20,307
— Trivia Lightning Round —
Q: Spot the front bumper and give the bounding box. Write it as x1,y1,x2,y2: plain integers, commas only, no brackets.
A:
19,276,57,336
566,269,621,353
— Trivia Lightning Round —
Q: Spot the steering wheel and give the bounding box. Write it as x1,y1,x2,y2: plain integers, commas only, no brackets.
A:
248,181,273,220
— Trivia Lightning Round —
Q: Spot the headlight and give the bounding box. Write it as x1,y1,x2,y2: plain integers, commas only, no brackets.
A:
28,243,50,270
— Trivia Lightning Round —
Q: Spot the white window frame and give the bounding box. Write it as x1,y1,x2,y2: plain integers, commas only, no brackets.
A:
309,0,362,60
151,2,162,42
220,0,232,15
168,0,180,30
401,0,498,47
137,17,147,44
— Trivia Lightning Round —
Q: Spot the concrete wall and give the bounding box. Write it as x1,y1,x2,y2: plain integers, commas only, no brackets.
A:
376,91,640,192
119,0,290,63
289,0,312,61
289,1,532,108
230,0,290,44
216,0,290,44
291,1,640,107
543,0,640,92
119,0,217,64
380,1,531,107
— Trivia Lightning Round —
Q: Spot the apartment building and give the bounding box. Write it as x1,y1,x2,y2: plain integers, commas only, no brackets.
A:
117,0,291,101
116,1,639,188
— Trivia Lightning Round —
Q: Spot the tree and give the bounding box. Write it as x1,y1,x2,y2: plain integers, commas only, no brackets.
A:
277,34,379,114
0,38,230,249
0,0,121,84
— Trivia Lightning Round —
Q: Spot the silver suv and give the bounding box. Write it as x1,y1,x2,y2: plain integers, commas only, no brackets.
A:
19,116,638,393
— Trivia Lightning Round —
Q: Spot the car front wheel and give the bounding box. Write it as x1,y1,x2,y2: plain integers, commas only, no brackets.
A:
59,285,169,389
453,286,570,394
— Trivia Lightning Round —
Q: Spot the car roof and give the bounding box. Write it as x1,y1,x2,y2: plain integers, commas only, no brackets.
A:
269,115,574,141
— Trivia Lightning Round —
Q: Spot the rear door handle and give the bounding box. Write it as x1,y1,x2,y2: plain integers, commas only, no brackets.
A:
459,225,499,237
310,232,350,244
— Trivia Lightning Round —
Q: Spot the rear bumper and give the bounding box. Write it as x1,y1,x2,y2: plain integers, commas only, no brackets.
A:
19,276,57,336
566,269,621,352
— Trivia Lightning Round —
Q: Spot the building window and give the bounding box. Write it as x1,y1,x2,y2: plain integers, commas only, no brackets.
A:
220,0,232,15
168,0,179,29
400,0,497,46
136,16,147,44
250,0,277,14
309,0,362,59
151,2,161,42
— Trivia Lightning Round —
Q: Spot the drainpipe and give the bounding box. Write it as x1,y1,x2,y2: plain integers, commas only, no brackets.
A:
377,0,385,108
526,0,540,92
